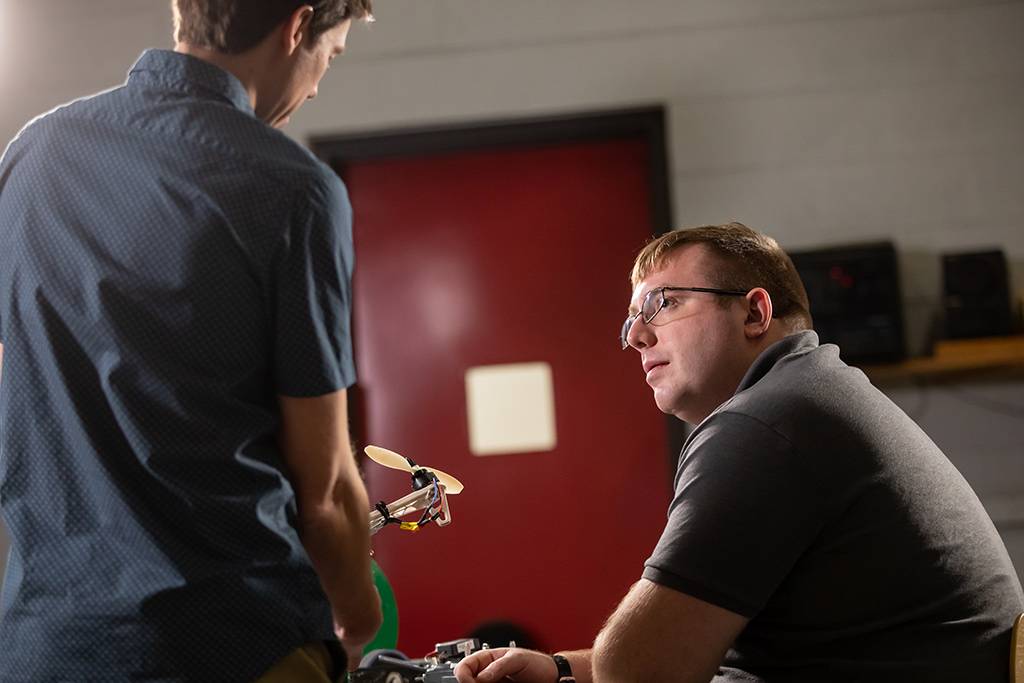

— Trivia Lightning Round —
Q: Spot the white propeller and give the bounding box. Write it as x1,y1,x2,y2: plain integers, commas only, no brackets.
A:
364,445,464,495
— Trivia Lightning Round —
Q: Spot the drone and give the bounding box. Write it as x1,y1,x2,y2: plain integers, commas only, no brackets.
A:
365,445,464,535
358,448,471,682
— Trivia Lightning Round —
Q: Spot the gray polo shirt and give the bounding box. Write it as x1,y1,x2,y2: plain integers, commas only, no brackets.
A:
644,331,1023,682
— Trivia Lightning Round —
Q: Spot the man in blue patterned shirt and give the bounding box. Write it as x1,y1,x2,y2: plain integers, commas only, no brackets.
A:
0,2,381,680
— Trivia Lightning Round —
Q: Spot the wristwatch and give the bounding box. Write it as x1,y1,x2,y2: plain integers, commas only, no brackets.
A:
552,654,576,683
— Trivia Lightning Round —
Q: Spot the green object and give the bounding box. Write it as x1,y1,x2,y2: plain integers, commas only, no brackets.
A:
364,558,399,654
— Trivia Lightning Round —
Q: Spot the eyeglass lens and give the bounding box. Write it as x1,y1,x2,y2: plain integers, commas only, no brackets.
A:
620,288,664,348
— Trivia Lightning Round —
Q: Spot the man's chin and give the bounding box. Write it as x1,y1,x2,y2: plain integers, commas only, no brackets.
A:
654,390,696,423
653,390,680,416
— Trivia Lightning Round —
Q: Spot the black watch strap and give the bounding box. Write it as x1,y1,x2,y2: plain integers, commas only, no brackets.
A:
552,654,576,683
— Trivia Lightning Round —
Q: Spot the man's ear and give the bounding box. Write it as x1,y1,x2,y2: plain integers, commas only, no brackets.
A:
281,5,316,55
743,287,773,339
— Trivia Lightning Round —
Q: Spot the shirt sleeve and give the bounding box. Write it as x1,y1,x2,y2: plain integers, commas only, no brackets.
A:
271,171,357,397
642,410,829,617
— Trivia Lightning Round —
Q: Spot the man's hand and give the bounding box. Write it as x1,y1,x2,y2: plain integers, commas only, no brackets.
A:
340,638,364,672
335,588,383,670
453,648,557,683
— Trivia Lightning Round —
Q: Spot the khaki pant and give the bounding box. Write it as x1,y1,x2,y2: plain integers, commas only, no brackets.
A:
255,643,344,683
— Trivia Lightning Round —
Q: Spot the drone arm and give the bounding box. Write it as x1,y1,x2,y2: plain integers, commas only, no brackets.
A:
369,485,453,534
369,487,434,534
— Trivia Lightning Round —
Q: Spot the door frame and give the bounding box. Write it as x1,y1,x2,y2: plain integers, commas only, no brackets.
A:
311,107,672,234
309,106,685,484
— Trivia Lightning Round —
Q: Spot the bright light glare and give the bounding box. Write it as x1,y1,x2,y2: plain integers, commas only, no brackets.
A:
0,0,9,91
0,0,20,132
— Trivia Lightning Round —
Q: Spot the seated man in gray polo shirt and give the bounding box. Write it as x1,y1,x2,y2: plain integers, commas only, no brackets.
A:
456,223,1023,683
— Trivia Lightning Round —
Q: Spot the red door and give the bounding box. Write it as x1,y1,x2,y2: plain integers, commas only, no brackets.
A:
342,136,670,655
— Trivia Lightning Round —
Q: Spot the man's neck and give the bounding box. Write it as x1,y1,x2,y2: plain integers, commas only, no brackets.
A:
677,325,794,425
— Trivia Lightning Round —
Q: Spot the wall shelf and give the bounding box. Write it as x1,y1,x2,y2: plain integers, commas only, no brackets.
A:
861,335,1024,383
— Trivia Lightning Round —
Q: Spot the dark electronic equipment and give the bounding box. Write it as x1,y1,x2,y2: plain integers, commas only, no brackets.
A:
942,249,1012,339
789,241,906,363
353,638,497,683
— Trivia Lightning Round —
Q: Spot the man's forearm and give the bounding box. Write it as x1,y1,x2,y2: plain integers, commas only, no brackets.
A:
278,390,383,645
297,474,381,644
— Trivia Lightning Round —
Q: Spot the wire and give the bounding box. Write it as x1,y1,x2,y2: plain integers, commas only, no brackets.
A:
942,381,1024,421
412,478,442,529
885,373,1024,423
374,474,445,533
374,501,402,528
894,375,930,423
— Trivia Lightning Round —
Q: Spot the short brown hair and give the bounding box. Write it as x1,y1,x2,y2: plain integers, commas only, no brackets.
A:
172,0,373,54
631,222,813,330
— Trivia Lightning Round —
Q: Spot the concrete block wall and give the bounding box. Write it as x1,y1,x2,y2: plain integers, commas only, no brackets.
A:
1,0,1022,590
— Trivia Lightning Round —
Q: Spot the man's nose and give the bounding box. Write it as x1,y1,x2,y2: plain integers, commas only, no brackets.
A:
626,316,653,350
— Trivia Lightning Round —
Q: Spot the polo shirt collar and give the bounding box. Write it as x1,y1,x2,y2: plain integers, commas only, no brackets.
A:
128,49,255,116
736,329,820,394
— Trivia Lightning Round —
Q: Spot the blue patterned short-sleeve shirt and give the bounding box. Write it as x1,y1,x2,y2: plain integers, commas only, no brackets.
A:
0,49,356,681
